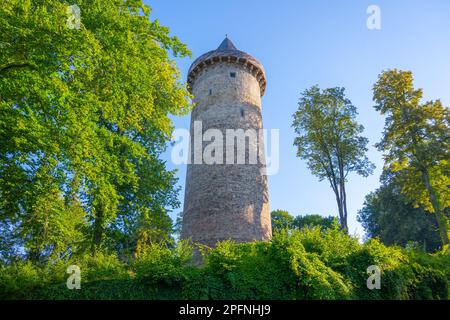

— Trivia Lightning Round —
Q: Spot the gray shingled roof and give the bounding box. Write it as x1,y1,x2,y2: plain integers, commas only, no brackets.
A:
187,37,266,96
217,37,237,51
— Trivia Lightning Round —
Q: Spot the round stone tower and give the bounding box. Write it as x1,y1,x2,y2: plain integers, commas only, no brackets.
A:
181,37,272,247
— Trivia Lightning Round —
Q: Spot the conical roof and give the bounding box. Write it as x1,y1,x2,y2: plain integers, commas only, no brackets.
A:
187,37,266,96
217,37,237,51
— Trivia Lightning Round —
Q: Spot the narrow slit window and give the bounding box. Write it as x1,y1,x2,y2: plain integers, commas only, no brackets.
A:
230,72,236,78
209,89,212,95
241,109,245,117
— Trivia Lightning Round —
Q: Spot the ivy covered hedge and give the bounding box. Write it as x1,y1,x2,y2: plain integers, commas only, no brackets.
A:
1,227,449,300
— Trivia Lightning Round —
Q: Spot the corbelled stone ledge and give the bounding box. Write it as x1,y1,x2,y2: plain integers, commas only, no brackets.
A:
187,40,266,96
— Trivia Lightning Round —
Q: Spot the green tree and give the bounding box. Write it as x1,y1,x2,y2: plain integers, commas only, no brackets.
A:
293,214,337,231
270,210,294,232
0,0,191,260
172,212,183,239
292,86,375,232
373,70,450,246
358,171,442,252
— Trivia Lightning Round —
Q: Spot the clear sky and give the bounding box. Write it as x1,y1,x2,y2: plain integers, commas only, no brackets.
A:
147,0,450,238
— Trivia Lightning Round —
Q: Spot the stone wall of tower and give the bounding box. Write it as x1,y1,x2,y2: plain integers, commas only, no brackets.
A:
181,61,272,247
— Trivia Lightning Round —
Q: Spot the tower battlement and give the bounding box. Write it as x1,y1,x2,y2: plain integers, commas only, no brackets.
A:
187,38,267,96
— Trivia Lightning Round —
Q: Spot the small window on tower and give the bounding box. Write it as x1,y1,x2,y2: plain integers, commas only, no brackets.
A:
230,72,236,78
209,89,212,95
241,109,245,117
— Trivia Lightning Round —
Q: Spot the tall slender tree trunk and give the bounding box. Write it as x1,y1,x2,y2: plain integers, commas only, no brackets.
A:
422,169,450,246
340,180,349,233
325,146,349,234
337,158,349,233
331,182,347,233
92,208,104,252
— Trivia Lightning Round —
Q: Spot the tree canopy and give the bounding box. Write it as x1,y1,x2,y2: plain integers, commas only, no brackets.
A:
271,210,337,233
0,0,191,262
293,214,337,231
270,210,294,232
358,171,442,252
373,70,450,246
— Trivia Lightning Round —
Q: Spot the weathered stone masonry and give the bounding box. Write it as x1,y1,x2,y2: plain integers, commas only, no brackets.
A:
181,38,272,247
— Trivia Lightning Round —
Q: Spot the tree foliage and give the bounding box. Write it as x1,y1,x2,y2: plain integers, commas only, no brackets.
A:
271,210,341,234
292,86,374,232
373,70,450,246
358,171,442,252
0,0,191,261
293,214,338,231
270,210,294,232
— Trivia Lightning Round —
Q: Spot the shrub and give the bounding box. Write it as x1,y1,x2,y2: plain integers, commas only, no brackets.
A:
271,230,351,299
133,241,193,285
195,240,303,299
0,260,42,296
184,233,351,300
71,252,129,282
344,239,412,299
405,248,449,299
1,230,448,300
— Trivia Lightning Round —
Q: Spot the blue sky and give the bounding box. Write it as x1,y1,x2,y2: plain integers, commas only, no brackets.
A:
147,0,450,237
